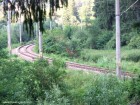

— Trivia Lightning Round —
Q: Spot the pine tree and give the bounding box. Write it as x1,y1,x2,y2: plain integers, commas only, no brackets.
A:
94,0,140,30
2,0,68,33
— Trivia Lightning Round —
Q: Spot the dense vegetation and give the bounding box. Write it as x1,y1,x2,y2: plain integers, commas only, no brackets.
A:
33,0,140,73
94,0,140,49
0,18,34,49
0,49,140,104
0,0,140,104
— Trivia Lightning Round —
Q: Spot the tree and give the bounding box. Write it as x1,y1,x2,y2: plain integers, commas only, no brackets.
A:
2,0,68,33
93,0,115,30
62,0,75,26
78,0,94,29
93,0,140,30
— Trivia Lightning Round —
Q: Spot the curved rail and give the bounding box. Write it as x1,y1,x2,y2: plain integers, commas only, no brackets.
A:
16,44,135,77
18,44,38,61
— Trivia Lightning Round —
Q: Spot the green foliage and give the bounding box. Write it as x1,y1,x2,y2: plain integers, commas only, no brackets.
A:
96,30,113,49
65,71,129,105
96,56,115,70
94,0,115,30
53,58,66,68
43,33,66,54
64,26,73,40
0,22,30,50
93,0,140,49
0,59,27,104
86,20,102,49
12,24,31,42
0,27,7,49
80,49,102,63
129,76,140,104
3,0,68,34
123,52,140,62
72,29,89,48
84,76,128,105
43,20,58,30
43,85,69,105
42,28,81,57
128,36,140,49
0,50,8,59
1,54,140,104
24,59,66,102
105,36,116,49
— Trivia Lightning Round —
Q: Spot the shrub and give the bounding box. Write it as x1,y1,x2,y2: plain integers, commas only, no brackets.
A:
0,59,28,104
12,24,31,43
64,26,76,40
65,39,81,57
43,85,70,105
80,49,101,62
123,53,140,62
72,29,89,48
24,59,66,102
96,56,116,69
52,58,66,68
84,76,128,105
43,20,58,30
129,75,140,104
42,29,66,54
96,30,113,49
128,36,140,49
0,50,8,59
0,27,7,49
105,36,116,49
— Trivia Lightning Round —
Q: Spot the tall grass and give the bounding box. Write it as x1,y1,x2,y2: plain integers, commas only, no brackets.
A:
41,48,140,73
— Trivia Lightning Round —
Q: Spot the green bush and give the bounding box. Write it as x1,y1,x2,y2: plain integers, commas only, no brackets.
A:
42,28,81,57
42,29,66,54
65,71,129,105
43,35,66,54
96,56,116,69
24,59,66,102
129,75,140,104
43,85,69,105
43,20,58,30
123,53,140,62
12,24,31,43
0,50,8,59
0,59,28,104
80,49,101,62
72,29,89,48
84,76,128,105
65,39,81,57
87,21,101,49
96,30,113,49
105,36,116,49
64,26,73,40
128,36,140,49
0,28,7,49
53,58,66,68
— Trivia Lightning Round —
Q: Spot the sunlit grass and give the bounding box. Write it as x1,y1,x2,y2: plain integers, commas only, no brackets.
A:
38,48,140,74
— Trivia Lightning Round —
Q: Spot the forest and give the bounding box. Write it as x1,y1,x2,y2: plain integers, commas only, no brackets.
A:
0,0,140,104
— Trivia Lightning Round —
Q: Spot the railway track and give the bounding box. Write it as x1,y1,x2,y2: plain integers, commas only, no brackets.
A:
15,44,135,77
17,44,38,61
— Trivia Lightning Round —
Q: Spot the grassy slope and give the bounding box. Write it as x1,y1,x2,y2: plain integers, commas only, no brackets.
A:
40,48,140,74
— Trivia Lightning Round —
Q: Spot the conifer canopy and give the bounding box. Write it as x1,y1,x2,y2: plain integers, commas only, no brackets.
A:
2,0,68,33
